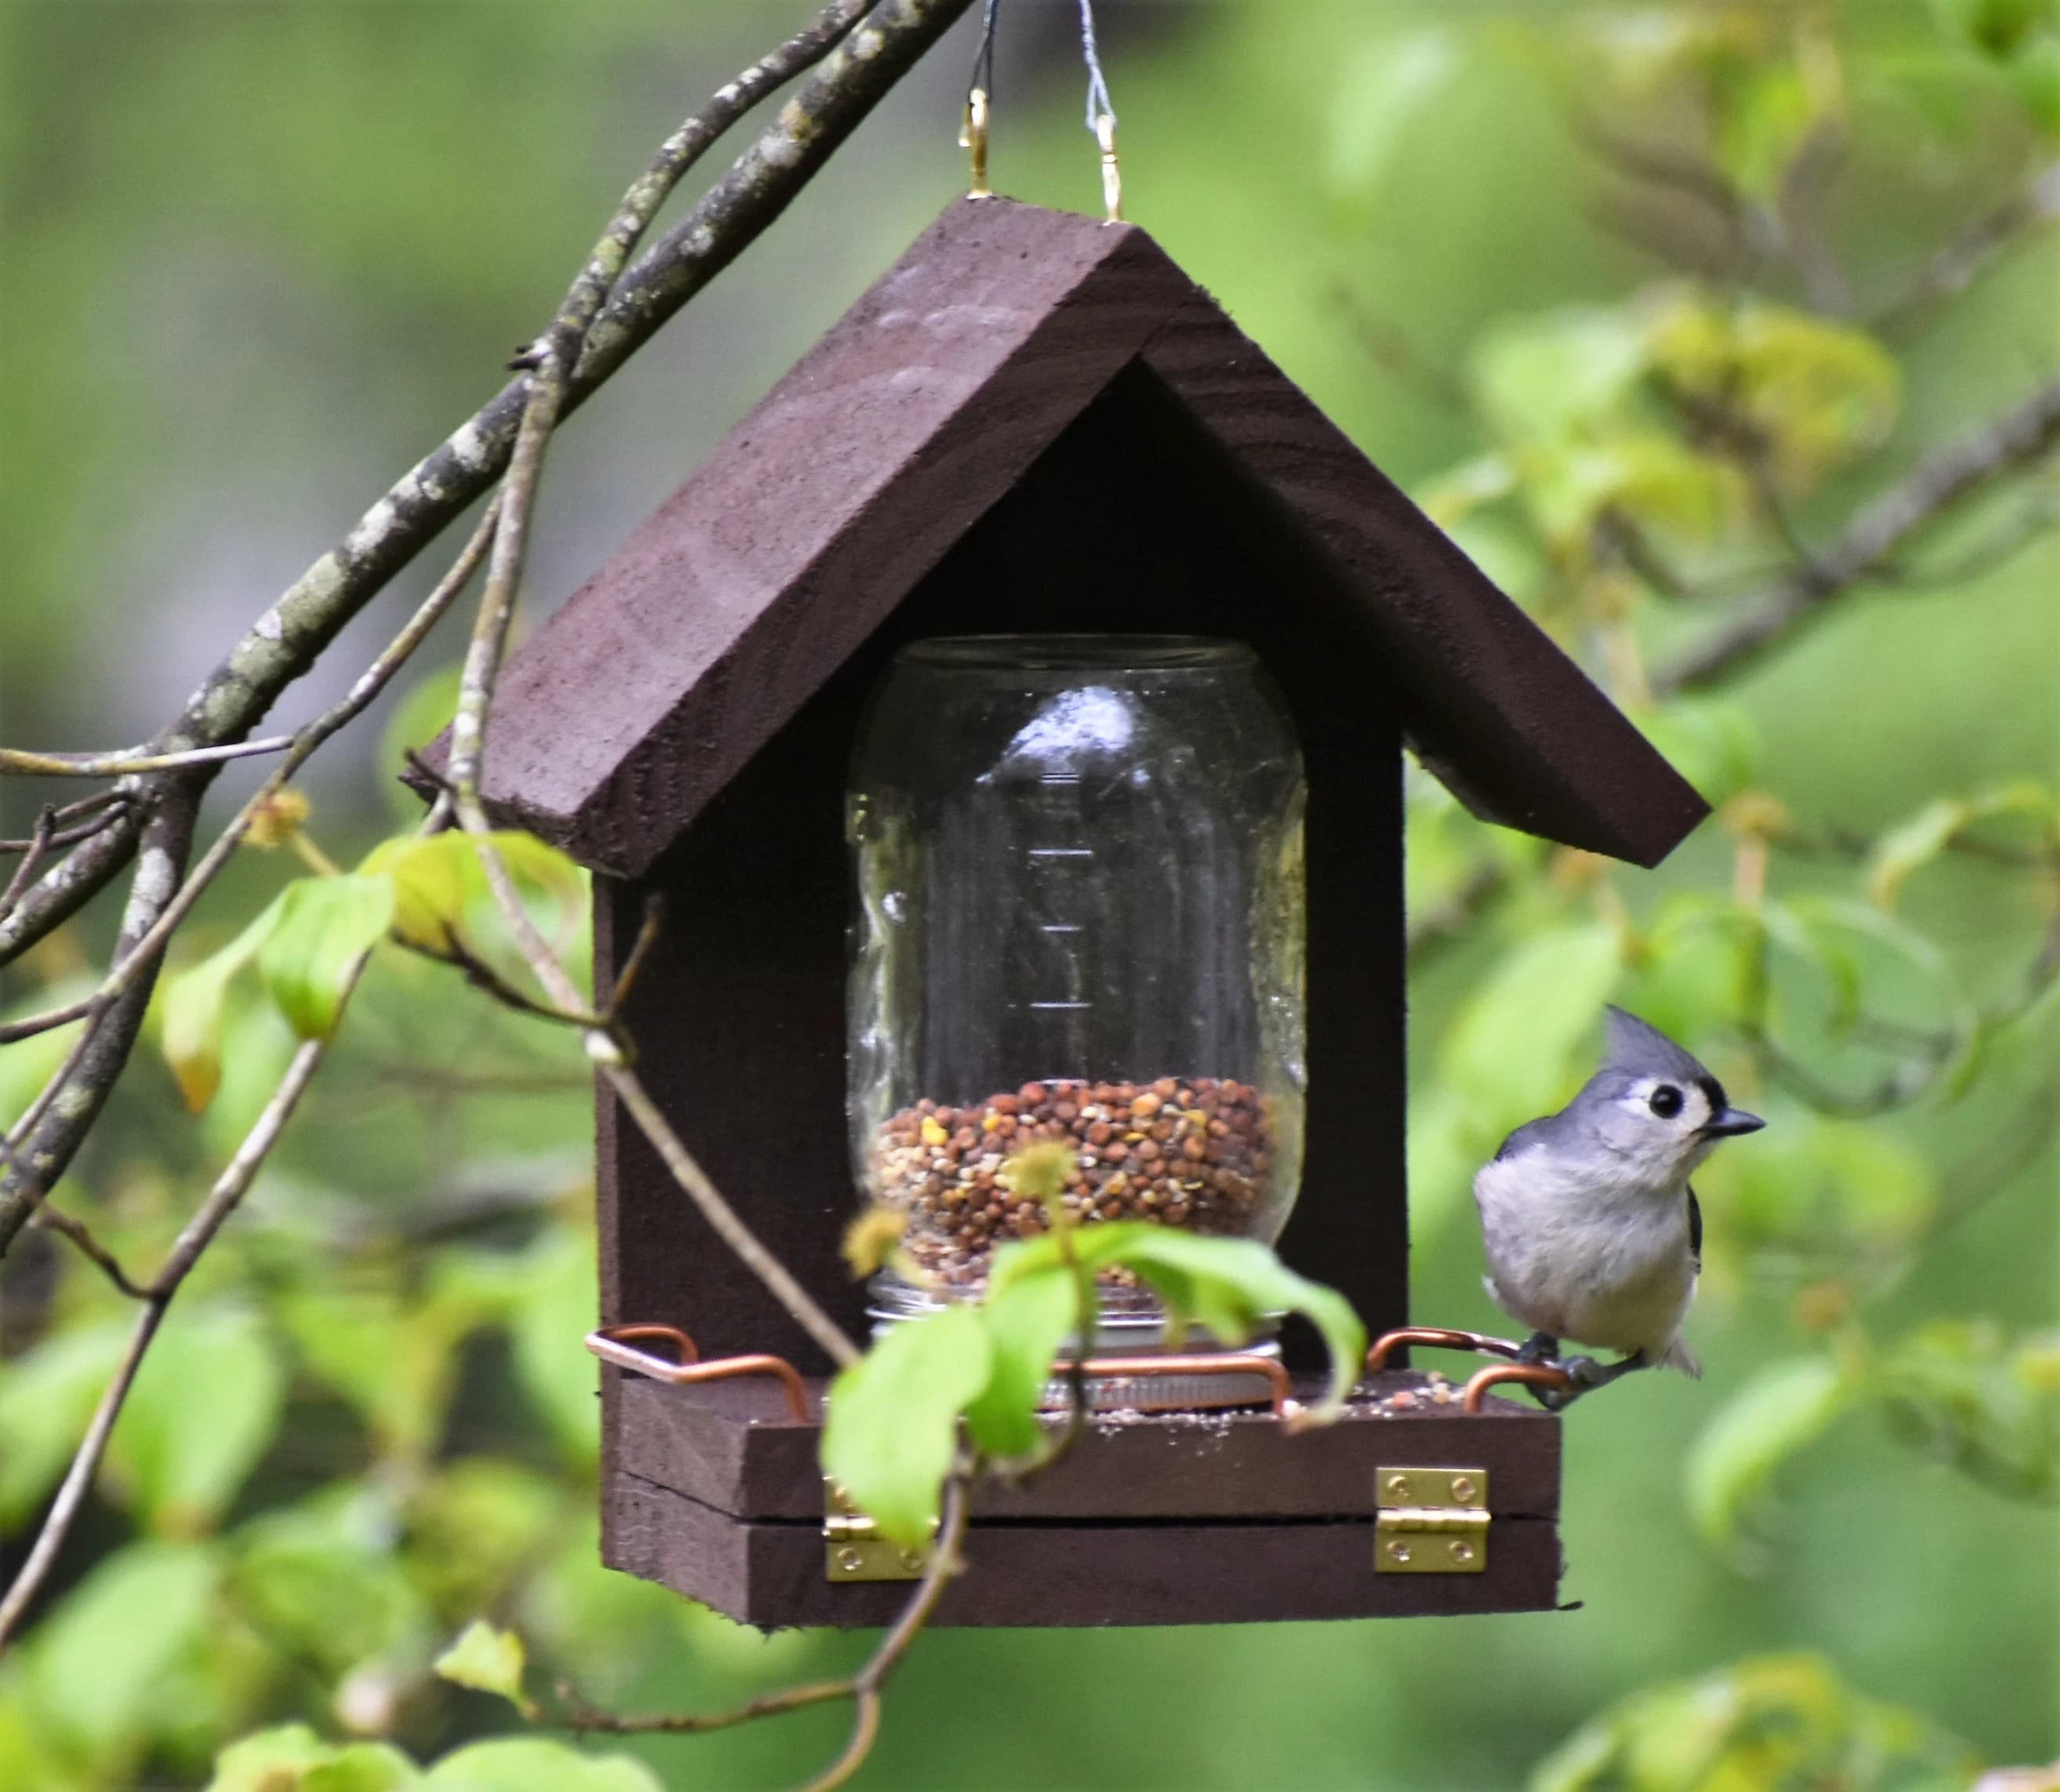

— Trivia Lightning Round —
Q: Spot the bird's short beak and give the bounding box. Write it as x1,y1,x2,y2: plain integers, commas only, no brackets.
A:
1703,1108,1765,1137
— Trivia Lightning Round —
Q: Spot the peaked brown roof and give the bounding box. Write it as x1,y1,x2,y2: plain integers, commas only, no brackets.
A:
464,198,1707,876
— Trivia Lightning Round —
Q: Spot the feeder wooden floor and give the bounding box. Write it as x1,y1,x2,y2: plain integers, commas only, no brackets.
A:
603,1371,1561,1629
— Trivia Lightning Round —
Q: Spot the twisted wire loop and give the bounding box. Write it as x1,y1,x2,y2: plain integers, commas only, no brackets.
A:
1077,0,1121,221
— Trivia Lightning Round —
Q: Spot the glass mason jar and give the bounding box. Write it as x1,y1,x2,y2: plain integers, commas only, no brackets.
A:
847,635,1307,1332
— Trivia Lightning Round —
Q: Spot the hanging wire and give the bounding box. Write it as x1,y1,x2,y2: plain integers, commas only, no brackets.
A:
1077,0,1121,221
960,0,1001,198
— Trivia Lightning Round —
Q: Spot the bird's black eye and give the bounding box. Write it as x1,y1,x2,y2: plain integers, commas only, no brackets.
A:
1648,1085,1685,1119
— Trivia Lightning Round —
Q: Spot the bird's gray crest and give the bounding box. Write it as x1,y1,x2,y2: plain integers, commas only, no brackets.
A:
1601,1005,1714,1085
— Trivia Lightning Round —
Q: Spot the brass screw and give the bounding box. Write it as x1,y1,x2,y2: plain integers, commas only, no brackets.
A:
836,1547,863,1574
1385,1474,1413,1499
1449,1540,1476,1565
1387,1541,1411,1564
900,1549,926,1572
1450,1476,1478,1503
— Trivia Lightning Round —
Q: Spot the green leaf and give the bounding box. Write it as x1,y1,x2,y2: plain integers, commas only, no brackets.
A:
230,1490,434,1674
27,1539,219,1750
111,1304,288,1537
1471,306,1649,444
821,1305,992,1549
1708,1111,1935,1268
506,1226,602,1472
433,1620,535,1717
0,1315,130,1527
2007,31,2060,130
1714,63,1816,198
1442,924,1625,1137
963,1265,1079,1460
1095,1229,1368,1420
987,1228,1367,1420
259,873,394,1038
160,898,287,1112
420,1738,663,1792
1324,28,1460,196
1867,797,1967,910
1929,0,2055,58
1875,1320,2060,1500
1685,1356,1851,1549
1631,700,1761,809
1532,1652,1981,1790
208,1724,422,1792
360,833,479,953
409,1460,564,1619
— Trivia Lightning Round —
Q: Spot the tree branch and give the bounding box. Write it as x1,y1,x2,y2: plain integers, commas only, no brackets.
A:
1873,160,2060,335
0,503,499,1253
1657,378,2060,692
0,0,967,969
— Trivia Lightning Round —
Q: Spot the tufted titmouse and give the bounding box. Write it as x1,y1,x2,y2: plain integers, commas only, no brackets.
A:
1471,1006,1764,1401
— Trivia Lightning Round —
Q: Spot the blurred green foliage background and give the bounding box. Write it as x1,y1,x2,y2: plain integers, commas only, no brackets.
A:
1,2,2055,1787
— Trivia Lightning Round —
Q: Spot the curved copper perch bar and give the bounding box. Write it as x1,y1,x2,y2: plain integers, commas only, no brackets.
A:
1364,1326,1529,1375
1461,1362,1575,1414
586,1324,811,1423
1365,1326,1575,1411
1062,1352,1300,1421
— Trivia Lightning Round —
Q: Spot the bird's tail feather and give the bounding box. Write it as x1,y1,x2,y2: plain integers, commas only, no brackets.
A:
1661,1336,1702,1379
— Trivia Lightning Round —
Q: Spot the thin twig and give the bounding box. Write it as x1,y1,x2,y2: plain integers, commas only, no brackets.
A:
28,1203,147,1300
0,808,57,926
801,1474,969,1792
0,737,295,779
1873,160,2060,335
0,1023,345,1651
606,894,666,1018
1658,378,2060,692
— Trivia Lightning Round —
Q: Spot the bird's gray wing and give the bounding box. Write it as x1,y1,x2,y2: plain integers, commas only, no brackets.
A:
1687,1186,1703,1270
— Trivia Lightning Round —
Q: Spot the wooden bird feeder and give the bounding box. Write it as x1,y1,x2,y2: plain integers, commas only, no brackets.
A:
458,199,1707,1628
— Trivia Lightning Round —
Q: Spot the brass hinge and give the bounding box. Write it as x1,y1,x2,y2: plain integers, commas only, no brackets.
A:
824,1479,934,1583
1374,1466,1489,1574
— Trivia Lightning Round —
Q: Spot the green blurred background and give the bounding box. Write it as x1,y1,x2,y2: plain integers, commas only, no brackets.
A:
1,2,2055,1787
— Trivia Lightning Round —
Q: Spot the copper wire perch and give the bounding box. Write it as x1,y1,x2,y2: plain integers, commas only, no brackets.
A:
1363,1326,1575,1414
586,1323,811,1423
1060,1352,1300,1421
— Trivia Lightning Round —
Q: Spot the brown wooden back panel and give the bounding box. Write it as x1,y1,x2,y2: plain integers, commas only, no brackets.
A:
597,360,1410,1375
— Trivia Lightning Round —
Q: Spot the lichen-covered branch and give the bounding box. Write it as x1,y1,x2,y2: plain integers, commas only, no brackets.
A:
0,506,498,1253
0,0,969,969
1657,378,2060,692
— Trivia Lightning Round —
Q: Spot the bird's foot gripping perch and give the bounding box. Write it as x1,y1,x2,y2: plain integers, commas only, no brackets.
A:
1365,1326,1648,1413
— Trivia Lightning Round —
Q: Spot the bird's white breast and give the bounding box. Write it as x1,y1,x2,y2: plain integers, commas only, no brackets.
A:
1473,1145,1696,1357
